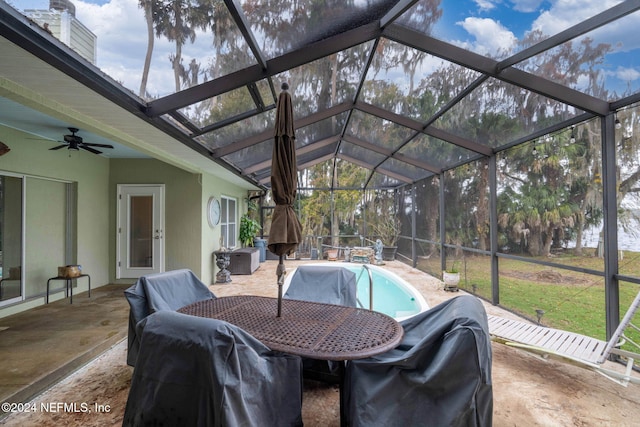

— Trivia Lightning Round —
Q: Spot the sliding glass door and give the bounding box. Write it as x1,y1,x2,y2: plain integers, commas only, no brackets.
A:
0,175,23,303
0,173,75,306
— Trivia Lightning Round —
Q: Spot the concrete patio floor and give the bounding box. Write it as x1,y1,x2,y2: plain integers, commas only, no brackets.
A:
0,283,130,406
1,260,639,426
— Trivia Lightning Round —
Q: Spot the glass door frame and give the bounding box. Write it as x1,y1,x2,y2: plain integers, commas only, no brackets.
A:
0,171,26,307
116,184,165,279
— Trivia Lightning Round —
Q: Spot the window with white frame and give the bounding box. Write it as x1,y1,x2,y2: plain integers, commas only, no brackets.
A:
220,196,237,249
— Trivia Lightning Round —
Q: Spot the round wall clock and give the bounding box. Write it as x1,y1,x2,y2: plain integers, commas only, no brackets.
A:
207,196,221,227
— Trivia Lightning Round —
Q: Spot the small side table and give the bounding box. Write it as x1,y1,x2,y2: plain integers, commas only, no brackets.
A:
46,274,91,304
213,251,232,283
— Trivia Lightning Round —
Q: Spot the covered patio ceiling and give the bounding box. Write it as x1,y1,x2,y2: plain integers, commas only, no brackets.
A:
3,0,640,191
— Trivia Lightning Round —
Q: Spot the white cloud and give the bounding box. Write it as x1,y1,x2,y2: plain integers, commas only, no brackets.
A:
530,0,622,35
510,0,545,13
16,0,216,97
474,0,499,12
530,1,640,56
15,0,163,94
73,0,177,96
456,17,517,56
527,0,640,95
472,0,546,17
613,66,640,83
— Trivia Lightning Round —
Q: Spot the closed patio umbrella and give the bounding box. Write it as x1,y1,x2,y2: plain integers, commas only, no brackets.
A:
268,83,302,317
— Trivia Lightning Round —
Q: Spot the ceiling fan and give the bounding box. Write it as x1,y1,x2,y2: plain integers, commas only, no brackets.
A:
50,127,114,154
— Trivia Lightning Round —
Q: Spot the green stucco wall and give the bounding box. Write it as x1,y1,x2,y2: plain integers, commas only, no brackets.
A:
0,126,109,316
109,159,249,285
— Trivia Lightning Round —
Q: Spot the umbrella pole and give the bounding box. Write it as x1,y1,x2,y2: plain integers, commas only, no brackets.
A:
277,254,286,317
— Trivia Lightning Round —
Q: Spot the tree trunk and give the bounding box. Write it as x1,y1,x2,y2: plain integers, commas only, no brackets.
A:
173,42,182,92
528,229,543,256
139,1,154,98
475,161,489,251
574,220,583,256
542,226,553,256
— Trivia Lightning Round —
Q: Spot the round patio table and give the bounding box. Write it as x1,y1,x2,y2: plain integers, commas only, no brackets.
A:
178,295,403,361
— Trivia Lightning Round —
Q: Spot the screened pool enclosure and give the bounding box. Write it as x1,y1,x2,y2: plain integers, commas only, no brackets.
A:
4,0,640,342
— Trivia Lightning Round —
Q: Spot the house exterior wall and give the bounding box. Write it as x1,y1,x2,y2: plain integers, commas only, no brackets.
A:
199,171,249,285
109,159,201,284
109,159,249,286
0,126,110,317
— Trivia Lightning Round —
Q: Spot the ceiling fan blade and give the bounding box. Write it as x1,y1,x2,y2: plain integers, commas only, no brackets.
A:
80,145,102,154
83,142,114,149
49,144,68,150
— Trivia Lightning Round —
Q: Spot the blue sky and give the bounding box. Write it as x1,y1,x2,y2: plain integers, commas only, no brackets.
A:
433,0,631,55
434,0,547,43
9,0,640,98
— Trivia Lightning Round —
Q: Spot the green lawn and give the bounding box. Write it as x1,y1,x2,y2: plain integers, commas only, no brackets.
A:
417,250,640,353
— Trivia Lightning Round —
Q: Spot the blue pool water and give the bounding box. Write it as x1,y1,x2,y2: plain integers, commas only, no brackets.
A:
287,263,429,320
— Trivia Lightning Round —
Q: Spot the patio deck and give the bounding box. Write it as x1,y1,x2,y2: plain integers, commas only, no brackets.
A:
1,260,639,426
0,283,130,406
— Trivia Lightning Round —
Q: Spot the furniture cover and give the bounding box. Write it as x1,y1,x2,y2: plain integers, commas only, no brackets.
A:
344,295,493,427
124,269,215,366
122,311,303,427
284,265,358,381
228,247,260,275
284,265,357,307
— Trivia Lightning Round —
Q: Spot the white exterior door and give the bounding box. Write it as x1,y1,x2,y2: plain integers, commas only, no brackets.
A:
116,184,164,279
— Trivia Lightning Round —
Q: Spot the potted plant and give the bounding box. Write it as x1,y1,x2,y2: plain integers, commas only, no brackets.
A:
372,217,400,261
442,261,460,291
239,214,261,248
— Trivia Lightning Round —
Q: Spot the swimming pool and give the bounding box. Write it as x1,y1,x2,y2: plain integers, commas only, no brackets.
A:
284,262,429,321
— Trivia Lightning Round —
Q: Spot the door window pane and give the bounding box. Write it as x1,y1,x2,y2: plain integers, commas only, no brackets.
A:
129,195,153,268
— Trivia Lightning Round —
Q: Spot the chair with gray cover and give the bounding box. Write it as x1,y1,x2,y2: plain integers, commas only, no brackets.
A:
344,295,493,427
122,310,303,427
124,269,215,366
284,265,357,307
284,265,358,382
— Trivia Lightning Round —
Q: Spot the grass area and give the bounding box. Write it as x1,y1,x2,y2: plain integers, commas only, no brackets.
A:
416,250,640,353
